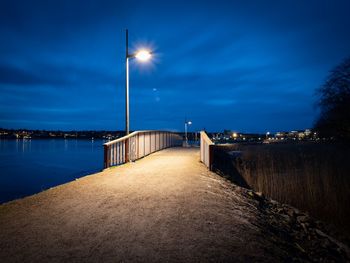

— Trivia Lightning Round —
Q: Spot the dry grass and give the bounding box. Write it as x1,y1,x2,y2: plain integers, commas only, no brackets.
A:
212,142,350,236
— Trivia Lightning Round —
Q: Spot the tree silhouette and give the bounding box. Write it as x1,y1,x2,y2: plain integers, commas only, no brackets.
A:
315,57,350,140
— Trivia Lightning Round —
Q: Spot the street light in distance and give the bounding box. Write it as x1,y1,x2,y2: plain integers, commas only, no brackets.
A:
185,120,192,147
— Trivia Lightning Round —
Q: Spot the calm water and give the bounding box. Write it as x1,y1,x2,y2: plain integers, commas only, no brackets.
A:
0,139,104,204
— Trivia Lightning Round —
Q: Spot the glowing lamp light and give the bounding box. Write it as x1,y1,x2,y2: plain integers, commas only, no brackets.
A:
135,50,152,61
184,120,192,146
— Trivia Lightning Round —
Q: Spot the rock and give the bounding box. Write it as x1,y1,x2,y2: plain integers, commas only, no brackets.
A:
295,242,306,253
315,229,350,259
321,238,331,249
293,208,302,216
300,223,308,233
314,220,324,229
270,199,278,205
255,191,264,198
248,191,265,202
297,215,309,223
276,207,284,214
285,207,295,217
315,229,328,238
280,214,290,222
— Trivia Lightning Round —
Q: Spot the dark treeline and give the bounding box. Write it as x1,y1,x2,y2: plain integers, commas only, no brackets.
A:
315,57,350,141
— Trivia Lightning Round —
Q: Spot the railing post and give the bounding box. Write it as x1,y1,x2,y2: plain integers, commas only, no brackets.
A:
125,138,129,162
209,144,214,171
138,133,141,158
104,144,109,169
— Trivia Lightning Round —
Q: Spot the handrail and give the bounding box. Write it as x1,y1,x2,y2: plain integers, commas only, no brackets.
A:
200,131,214,170
103,130,183,169
104,130,150,146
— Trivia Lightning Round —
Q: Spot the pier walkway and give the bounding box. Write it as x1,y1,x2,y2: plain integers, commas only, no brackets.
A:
0,147,323,262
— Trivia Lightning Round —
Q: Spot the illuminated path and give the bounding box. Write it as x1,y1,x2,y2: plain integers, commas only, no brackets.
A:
0,148,307,262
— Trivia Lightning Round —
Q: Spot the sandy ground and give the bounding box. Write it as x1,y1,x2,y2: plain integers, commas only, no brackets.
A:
0,147,346,262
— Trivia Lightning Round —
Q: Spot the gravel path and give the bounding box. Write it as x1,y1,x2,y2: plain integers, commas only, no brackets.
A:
0,147,348,262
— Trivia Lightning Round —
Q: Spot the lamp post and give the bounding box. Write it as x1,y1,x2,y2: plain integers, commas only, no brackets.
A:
185,120,192,146
125,29,152,135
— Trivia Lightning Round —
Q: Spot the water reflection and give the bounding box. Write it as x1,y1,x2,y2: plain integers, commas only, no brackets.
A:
0,139,104,203
21,139,32,153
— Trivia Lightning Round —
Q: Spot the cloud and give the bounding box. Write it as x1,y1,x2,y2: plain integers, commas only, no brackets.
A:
0,0,350,131
206,99,236,106
0,64,56,85
0,61,115,88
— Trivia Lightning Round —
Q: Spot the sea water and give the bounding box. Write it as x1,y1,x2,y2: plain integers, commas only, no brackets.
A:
0,138,104,203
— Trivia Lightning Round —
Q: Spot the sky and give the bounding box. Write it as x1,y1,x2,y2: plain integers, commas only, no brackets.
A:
1,0,350,133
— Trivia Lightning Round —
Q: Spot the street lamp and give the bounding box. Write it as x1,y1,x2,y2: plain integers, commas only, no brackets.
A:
125,29,152,135
185,120,192,146
232,132,238,139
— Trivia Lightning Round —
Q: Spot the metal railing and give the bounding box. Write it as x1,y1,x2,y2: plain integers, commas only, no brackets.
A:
200,131,214,170
103,130,183,168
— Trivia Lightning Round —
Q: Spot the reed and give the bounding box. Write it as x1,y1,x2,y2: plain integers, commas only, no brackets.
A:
212,142,350,236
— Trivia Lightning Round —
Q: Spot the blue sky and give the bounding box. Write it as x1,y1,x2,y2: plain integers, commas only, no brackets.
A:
1,0,350,132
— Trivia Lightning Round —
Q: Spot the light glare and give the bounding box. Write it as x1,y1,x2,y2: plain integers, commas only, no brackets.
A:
135,50,152,61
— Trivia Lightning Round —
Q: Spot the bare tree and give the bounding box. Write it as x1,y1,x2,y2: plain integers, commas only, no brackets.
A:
315,57,350,140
